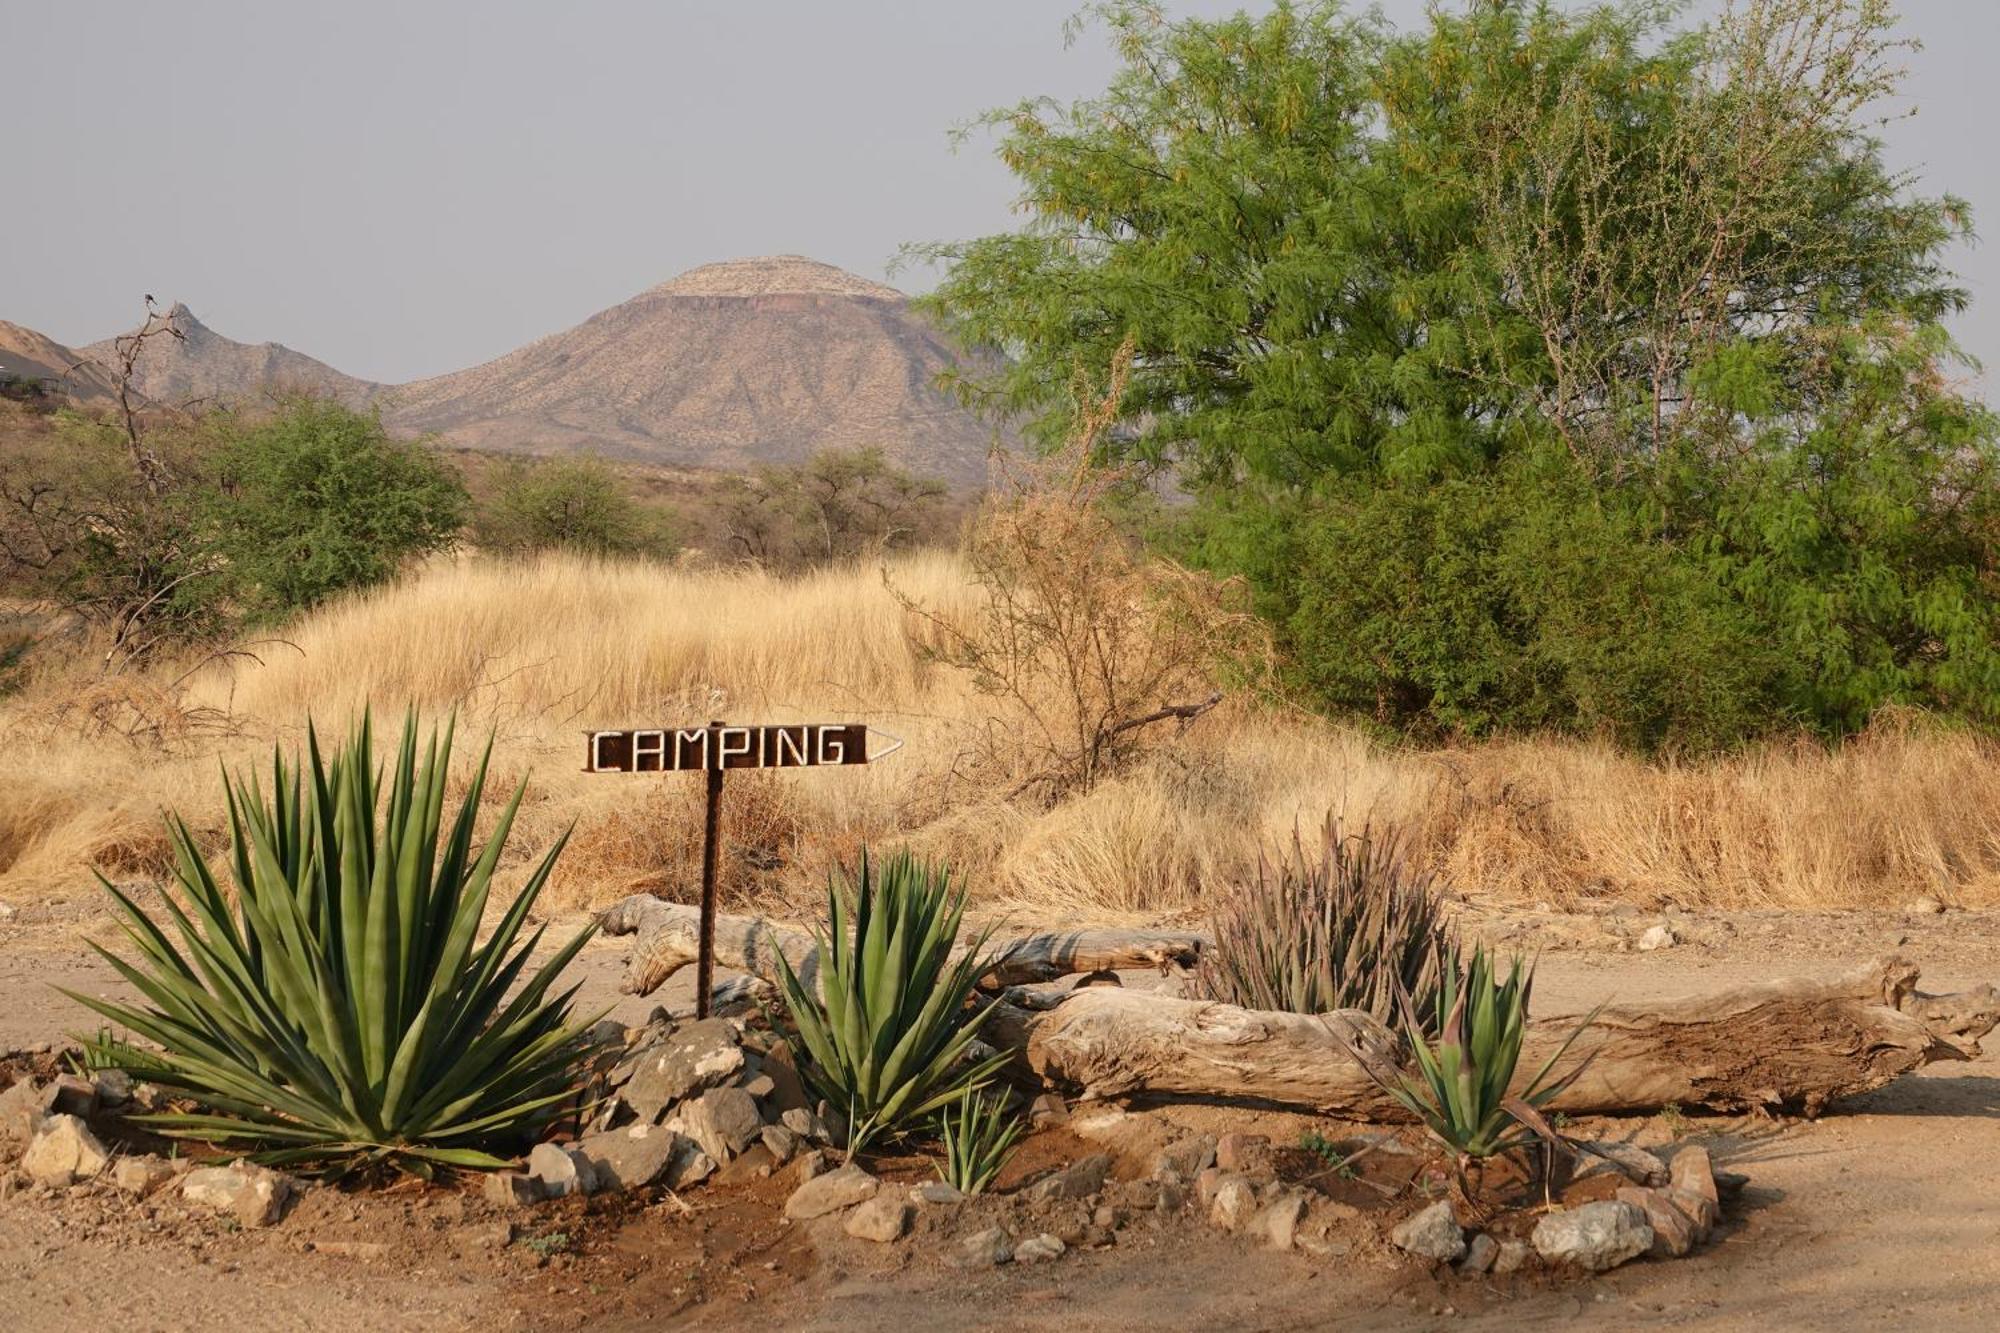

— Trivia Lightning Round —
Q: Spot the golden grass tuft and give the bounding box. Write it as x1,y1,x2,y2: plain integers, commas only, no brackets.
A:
1,552,1995,918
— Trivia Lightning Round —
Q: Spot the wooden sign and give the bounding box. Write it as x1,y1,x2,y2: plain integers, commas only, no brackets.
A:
585,720,900,1018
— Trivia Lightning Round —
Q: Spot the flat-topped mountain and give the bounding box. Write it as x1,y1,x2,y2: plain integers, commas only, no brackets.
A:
81,305,379,410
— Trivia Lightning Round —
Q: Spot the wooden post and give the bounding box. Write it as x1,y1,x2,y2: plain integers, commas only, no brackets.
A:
695,719,725,1019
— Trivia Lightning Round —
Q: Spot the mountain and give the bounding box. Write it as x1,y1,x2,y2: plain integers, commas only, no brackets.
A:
0,320,125,405
81,304,379,410
379,256,1006,484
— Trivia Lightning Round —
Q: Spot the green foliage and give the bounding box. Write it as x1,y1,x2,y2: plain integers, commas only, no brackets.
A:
934,1086,1026,1196
710,447,958,571
206,398,466,618
774,850,1008,1156
924,0,2000,748
1191,820,1459,1026
65,711,605,1175
1367,948,1595,1163
474,456,677,559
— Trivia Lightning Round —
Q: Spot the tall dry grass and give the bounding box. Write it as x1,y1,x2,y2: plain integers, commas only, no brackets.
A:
1,551,1995,919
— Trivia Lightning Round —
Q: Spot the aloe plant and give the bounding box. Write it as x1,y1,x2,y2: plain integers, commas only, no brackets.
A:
934,1085,1026,1195
774,850,1007,1156
1192,819,1458,1029
66,712,605,1175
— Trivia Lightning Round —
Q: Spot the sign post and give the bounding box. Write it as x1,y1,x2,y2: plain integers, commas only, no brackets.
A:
585,721,900,1017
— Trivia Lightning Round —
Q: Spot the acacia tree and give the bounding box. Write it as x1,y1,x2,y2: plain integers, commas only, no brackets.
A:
919,0,2000,747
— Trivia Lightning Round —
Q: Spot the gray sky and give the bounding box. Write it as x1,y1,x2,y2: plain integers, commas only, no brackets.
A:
4,0,1994,389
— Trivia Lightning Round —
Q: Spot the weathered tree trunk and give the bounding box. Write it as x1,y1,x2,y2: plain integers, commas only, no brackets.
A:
598,895,1206,997
599,899,1997,1118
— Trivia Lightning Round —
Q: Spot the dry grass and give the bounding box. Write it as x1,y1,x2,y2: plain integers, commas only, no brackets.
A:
1,552,1996,920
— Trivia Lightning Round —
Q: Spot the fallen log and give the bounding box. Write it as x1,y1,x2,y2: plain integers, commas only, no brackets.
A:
598,900,1997,1118
992,955,2000,1118
598,895,1206,997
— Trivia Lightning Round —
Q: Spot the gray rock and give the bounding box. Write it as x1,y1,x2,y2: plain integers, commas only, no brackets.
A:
1492,1240,1533,1275
676,1086,764,1164
111,1154,179,1197
1207,1174,1259,1232
1015,1233,1066,1263
0,1077,42,1143
1249,1190,1308,1251
482,1171,543,1207
1152,1134,1217,1182
956,1225,1014,1268
843,1194,913,1242
1391,1201,1466,1263
759,1123,800,1164
783,1163,878,1220
1617,1186,1698,1258
1669,1145,1720,1205
780,1106,831,1144
42,1074,99,1120
528,1142,598,1198
1027,1092,1068,1126
666,1145,718,1190
736,1070,777,1101
1637,923,1677,951
92,1068,134,1108
1714,1168,1751,1198
1665,1184,1720,1238
575,1122,691,1191
586,1017,631,1049
1215,1132,1271,1174
1908,896,1946,915
21,1114,110,1187
1459,1232,1499,1275
1026,1152,1111,1204
622,1018,746,1121
910,1180,964,1206
181,1164,293,1227
1575,1140,1668,1186
787,1148,828,1187
1532,1200,1653,1272
757,1040,812,1115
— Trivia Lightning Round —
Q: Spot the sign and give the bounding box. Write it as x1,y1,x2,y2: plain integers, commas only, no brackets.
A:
585,720,900,1018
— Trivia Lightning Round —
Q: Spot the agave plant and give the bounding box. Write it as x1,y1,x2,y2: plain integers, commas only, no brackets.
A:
1192,818,1459,1029
774,850,1008,1156
1362,947,1597,1180
934,1085,1026,1196
65,712,606,1175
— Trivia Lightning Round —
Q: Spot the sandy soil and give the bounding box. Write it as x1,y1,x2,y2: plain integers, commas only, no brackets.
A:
1,899,1994,1332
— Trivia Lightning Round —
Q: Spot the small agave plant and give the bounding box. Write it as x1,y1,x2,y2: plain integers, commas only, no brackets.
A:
67,712,607,1176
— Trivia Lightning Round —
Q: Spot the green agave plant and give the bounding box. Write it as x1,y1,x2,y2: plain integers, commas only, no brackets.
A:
1372,947,1597,1167
935,1085,1025,1196
66,712,606,1175
774,849,1008,1156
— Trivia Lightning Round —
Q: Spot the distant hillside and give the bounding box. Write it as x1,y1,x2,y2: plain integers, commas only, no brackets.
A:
0,320,124,405
380,256,1008,485
81,304,379,410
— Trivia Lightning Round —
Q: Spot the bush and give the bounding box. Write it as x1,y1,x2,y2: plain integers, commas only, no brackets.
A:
1190,820,1458,1028
934,1086,1025,1196
474,456,676,559
67,712,605,1175
774,850,1007,1156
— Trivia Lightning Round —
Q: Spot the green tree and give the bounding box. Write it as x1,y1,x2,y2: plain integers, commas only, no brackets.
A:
475,456,675,558
713,447,958,571
207,398,466,619
921,0,2000,748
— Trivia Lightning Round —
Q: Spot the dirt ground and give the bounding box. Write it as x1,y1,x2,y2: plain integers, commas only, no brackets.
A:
1,897,1994,1332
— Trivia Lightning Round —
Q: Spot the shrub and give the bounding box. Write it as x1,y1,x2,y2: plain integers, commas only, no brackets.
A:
67,711,605,1175
934,1086,1025,1196
1190,819,1458,1029
774,850,1007,1155
474,456,676,559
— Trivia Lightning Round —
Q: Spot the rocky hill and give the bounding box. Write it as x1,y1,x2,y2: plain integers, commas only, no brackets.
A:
81,305,379,410
0,320,124,405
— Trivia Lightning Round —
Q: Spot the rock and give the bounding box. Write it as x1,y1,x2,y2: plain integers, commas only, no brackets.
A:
1908,896,1946,915
1027,1092,1068,1126
456,1221,516,1251
1391,1201,1466,1263
1459,1232,1499,1275
1207,1174,1259,1232
844,1194,913,1242
910,1181,964,1206
956,1226,1014,1268
1069,1107,1132,1141
21,1115,111,1187
1194,1166,1223,1207
666,1144,718,1189
1637,923,1677,951
1532,1201,1653,1272
674,1087,764,1165
1617,1186,1698,1259
1668,1145,1719,1205
1249,1190,1307,1251
780,1106,831,1144
622,1018,745,1121
1152,1134,1217,1182
111,1154,179,1197
783,1163,878,1220
715,1142,777,1187
1026,1152,1111,1204
181,1164,294,1227
42,1073,99,1119
755,1039,812,1116
1574,1140,1668,1186
1665,1185,1720,1238
787,1148,828,1186
92,1068,134,1108
586,1017,630,1050
527,1142,598,1198
0,1077,42,1143
574,1122,690,1191
1015,1233,1066,1263
760,1123,799,1164
483,1171,543,1208
1215,1132,1271,1174
736,1071,777,1101
1714,1168,1751,1198
1492,1240,1533,1275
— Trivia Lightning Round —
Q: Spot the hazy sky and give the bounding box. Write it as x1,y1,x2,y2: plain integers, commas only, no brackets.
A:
5,1,1995,388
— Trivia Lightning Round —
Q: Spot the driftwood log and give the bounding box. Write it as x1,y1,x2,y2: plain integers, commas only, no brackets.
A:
599,898,1999,1118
